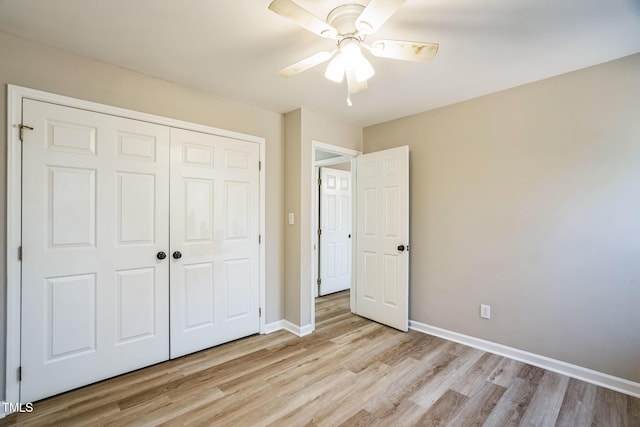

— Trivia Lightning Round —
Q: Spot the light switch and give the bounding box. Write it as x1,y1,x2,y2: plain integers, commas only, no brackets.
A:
288,213,295,225
480,304,491,319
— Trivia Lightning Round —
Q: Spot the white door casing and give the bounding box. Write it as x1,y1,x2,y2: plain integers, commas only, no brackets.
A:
169,128,260,358
319,167,352,296
355,146,409,331
21,99,171,402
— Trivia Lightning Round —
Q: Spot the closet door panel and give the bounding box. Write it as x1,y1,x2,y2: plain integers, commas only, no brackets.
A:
21,99,170,403
170,128,260,358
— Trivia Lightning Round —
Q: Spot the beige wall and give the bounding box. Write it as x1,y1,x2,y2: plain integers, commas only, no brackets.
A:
0,32,285,395
284,110,302,323
364,53,640,382
284,108,362,326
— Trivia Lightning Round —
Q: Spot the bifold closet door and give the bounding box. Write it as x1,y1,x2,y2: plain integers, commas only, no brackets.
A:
20,98,261,402
169,128,260,358
21,99,171,403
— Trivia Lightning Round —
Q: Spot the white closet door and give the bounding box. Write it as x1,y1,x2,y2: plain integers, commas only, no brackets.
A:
319,167,352,295
169,128,260,358
21,100,170,403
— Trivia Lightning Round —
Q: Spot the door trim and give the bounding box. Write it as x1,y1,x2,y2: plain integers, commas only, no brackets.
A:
5,84,267,406
310,141,360,333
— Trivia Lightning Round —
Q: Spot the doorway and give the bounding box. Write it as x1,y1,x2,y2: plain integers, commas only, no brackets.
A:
311,141,359,329
309,143,411,334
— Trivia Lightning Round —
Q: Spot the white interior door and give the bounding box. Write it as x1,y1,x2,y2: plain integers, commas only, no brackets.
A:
21,100,170,402
355,146,409,331
169,128,260,358
319,167,352,296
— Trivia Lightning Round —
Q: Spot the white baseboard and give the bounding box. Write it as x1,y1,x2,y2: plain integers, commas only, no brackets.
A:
299,324,314,336
282,320,314,337
263,320,314,337
409,320,640,399
263,320,284,334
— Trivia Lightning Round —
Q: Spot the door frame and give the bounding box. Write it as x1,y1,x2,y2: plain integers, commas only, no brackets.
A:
310,141,360,332
5,85,267,406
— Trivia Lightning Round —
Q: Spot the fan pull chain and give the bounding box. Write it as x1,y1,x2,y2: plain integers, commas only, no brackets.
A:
346,84,352,107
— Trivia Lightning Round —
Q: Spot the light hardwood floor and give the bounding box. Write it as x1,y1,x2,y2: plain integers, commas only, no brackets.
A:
2,291,639,426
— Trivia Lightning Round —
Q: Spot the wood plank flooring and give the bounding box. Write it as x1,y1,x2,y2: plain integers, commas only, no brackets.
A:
2,291,639,426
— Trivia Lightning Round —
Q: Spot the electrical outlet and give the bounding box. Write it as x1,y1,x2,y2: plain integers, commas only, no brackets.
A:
480,304,491,319
288,213,295,225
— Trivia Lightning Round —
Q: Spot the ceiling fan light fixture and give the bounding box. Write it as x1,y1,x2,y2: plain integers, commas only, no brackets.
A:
325,53,345,82
268,0,437,101
340,39,375,82
353,56,374,82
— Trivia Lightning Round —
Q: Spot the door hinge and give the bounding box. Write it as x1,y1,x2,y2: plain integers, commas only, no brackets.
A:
317,278,321,285
18,366,22,382
18,246,22,261
259,234,262,244
317,228,322,236
18,124,34,142
259,307,262,317
317,178,322,186
258,161,262,171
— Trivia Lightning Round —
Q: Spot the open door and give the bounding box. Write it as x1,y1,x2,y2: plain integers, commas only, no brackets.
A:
355,146,409,331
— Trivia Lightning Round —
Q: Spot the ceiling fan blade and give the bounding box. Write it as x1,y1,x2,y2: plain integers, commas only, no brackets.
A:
269,0,338,39
356,0,406,35
346,69,368,94
369,40,439,63
278,51,334,78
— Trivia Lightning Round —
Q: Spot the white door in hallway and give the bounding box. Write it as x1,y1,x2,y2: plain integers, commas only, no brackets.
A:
169,128,261,358
20,99,170,403
319,167,352,296
355,146,409,331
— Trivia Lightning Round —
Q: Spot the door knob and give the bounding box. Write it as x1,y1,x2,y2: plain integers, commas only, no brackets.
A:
172,251,182,260
156,251,167,260
397,245,406,252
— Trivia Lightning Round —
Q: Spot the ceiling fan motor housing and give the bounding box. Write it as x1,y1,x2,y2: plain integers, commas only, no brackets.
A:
326,4,366,38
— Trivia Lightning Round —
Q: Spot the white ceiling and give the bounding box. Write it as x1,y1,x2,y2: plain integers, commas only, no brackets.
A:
1,0,639,127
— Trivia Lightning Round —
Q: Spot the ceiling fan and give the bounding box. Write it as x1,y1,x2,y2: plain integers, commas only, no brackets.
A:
268,0,439,105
